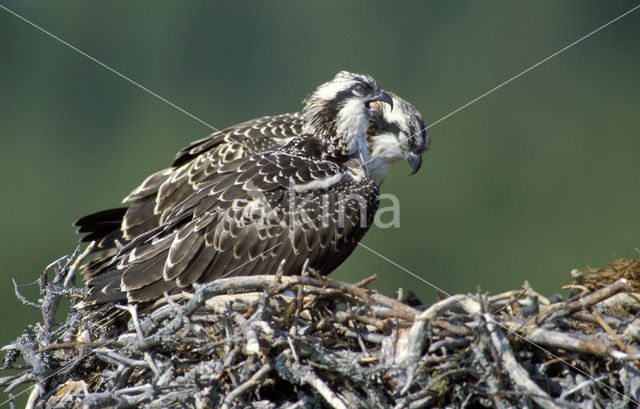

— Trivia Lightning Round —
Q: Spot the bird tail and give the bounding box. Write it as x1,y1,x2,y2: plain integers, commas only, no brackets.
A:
74,207,128,246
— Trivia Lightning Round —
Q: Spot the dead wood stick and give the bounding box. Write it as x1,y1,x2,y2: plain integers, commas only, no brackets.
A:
352,274,378,288
25,382,44,409
489,287,550,305
232,312,260,355
518,327,613,356
287,275,419,319
398,294,477,394
220,361,273,409
483,311,561,409
304,369,348,409
35,340,115,353
431,320,472,337
570,311,621,327
494,289,528,315
369,306,415,322
174,275,418,320
592,310,627,351
537,278,631,324
592,310,640,366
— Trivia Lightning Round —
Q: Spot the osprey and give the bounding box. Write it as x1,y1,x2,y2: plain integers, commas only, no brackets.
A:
79,71,396,305
76,92,429,250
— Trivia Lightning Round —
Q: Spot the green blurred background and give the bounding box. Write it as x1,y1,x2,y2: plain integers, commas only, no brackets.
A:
1,0,639,397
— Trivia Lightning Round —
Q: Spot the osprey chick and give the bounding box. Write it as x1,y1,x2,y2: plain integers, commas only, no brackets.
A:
81,71,392,305
76,92,429,269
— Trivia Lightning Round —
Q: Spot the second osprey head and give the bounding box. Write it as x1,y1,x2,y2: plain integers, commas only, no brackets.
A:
366,91,431,184
301,71,394,159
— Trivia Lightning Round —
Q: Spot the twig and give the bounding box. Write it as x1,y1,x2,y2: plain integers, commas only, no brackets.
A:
304,369,348,409
232,312,260,355
352,274,378,288
537,278,631,324
12,279,40,309
220,361,272,409
494,289,528,315
6,249,640,408
482,310,561,409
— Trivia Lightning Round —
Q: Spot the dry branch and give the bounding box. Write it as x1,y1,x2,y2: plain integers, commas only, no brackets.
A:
3,250,640,408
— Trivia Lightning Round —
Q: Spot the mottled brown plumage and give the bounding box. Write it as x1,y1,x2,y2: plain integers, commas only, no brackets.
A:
78,71,397,306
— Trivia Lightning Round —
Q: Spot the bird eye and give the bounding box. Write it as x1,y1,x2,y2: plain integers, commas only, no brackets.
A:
351,83,366,97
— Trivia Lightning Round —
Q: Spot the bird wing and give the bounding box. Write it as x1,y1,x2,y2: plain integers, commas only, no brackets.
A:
74,113,305,249
84,151,379,304
171,112,305,168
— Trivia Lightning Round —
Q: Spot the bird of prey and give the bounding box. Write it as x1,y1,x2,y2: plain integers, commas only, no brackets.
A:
78,71,397,306
76,92,429,272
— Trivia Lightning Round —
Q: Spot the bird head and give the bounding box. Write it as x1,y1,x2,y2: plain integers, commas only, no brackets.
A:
302,71,394,159
366,91,431,185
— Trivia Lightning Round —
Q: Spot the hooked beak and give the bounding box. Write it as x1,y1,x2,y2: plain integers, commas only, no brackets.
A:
407,153,422,175
366,90,393,112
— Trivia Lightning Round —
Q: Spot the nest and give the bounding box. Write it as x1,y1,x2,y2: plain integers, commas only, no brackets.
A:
3,247,640,409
